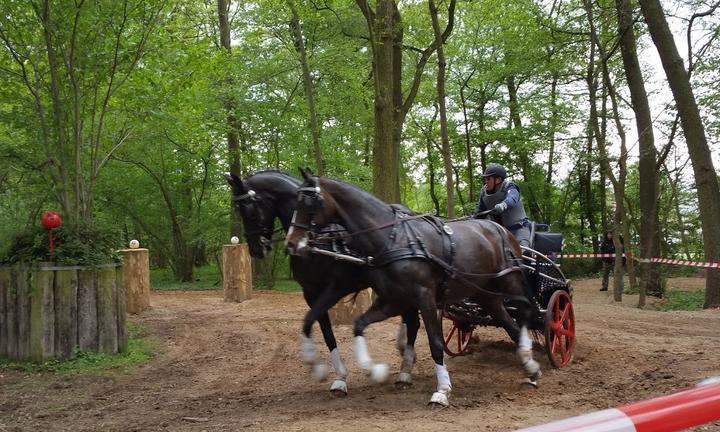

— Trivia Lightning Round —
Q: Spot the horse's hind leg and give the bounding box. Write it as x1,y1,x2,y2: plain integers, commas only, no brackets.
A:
417,299,452,408
353,298,405,383
396,310,419,388
486,278,541,387
507,299,542,387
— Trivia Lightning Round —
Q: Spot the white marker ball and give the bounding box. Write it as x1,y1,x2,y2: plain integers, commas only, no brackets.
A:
230,236,240,245
129,239,140,249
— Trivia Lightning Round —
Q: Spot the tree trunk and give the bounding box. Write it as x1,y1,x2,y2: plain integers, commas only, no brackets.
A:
217,0,243,237
429,0,454,218
459,76,476,202
638,0,720,308
288,0,324,176
615,0,661,304
356,0,455,202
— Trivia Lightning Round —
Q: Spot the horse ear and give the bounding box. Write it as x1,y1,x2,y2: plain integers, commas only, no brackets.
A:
300,167,314,182
225,173,243,188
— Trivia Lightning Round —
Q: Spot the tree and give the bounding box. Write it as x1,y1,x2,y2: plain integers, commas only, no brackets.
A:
429,0,457,217
638,0,720,308
287,0,324,175
355,0,455,202
615,0,661,304
217,0,244,237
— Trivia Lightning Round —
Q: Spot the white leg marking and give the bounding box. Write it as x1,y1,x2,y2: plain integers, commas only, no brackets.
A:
435,363,452,391
353,336,373,370
330,347,348,379
301,334,317,364
354,336,388,383
517,326,541,379
396,323,407,353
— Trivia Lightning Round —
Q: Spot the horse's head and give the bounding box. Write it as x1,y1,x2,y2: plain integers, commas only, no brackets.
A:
225,173,276,258
285,168,337,256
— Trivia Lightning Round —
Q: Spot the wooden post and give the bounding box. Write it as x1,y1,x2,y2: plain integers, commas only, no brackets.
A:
54,269,78,359
29,268,55,361
223,244,252,302
120,248,150,314
328,288,373,325
0,269,9,357
97,267,119,353
77,269,98,352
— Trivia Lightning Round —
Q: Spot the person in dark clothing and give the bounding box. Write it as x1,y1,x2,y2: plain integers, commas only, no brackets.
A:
600,231,621,291
472,164,531,247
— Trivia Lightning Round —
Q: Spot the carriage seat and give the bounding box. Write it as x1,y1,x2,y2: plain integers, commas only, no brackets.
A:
529,222,563,257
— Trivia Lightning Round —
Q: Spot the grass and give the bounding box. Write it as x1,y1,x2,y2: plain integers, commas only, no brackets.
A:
263,278,302,292
151,264,223,290
650,289,706,311
0,323,154,374
151,264,302,292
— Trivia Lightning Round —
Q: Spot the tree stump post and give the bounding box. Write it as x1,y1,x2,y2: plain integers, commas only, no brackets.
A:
223,244,252,302
328,288,373,325
120,248,150,314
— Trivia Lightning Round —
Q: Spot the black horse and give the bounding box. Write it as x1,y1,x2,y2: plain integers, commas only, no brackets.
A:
225,170,420,395
285,169,542,407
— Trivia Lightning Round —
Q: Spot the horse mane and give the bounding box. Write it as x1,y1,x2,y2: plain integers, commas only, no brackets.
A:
322,177,391,209
247,169,301,189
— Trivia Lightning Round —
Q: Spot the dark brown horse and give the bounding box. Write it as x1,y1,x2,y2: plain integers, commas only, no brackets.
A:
225,171,420,395
285,169,542,407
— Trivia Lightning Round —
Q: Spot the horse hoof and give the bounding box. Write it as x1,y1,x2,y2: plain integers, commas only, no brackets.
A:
370,363,389,383
395,372,413,389
329,379,348,397
429,391,450,408
521,377,539,388
312,363,329,382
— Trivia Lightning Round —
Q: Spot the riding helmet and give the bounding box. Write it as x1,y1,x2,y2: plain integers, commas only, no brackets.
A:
481,163,507,179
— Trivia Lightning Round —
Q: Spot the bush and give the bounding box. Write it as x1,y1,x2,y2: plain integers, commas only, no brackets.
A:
0,221,122,266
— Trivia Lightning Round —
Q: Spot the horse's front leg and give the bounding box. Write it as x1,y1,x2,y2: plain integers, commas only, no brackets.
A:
396,310,419,389
352,298,404,383
301,284,355,395
419,299,452,408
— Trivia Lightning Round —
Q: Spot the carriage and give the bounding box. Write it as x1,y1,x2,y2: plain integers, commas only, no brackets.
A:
440,223,575,368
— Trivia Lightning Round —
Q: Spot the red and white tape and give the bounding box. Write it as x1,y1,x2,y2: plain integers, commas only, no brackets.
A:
560,253,720,269
515,379,720,432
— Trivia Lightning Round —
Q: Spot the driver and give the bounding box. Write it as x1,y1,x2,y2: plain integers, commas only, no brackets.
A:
472,163,531,247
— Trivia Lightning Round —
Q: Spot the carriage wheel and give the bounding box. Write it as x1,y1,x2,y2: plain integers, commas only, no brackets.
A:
441,314,473,356
544,290,575,368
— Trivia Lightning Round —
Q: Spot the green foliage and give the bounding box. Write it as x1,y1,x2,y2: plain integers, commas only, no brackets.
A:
650,290,706,312
150,265,222,291
267,279,302,293
0,221,122,266
0,323,153,373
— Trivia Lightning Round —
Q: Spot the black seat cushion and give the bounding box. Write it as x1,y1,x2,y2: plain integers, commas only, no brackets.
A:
533,232,563,255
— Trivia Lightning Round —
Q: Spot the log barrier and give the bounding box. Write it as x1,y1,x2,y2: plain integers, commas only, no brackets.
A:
0,264,126,361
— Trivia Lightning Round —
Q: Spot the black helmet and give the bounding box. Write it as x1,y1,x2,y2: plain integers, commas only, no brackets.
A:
481,163,507,179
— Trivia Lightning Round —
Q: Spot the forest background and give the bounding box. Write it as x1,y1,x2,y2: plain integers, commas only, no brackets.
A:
1,0,719,307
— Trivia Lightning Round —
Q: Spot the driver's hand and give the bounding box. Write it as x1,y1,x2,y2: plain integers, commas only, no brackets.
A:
491,202,507,215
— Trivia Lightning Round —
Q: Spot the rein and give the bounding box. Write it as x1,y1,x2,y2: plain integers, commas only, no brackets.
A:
305,212,435,243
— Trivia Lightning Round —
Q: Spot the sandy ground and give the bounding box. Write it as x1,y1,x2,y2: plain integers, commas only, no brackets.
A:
1,277,719,431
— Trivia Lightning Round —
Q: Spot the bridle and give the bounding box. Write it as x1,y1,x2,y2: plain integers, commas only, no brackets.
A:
290,184,324,233
232,188,282,241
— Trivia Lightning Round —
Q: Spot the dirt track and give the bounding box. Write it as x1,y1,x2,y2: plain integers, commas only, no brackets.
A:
1,278,719,431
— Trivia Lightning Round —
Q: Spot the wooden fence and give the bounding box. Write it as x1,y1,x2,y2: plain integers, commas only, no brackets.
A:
0,264,126,361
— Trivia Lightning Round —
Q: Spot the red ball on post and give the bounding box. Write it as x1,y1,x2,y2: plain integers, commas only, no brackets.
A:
41,211,62,255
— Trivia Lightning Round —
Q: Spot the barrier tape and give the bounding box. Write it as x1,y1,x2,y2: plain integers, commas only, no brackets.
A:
560,252,720,269
515,378,720,432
